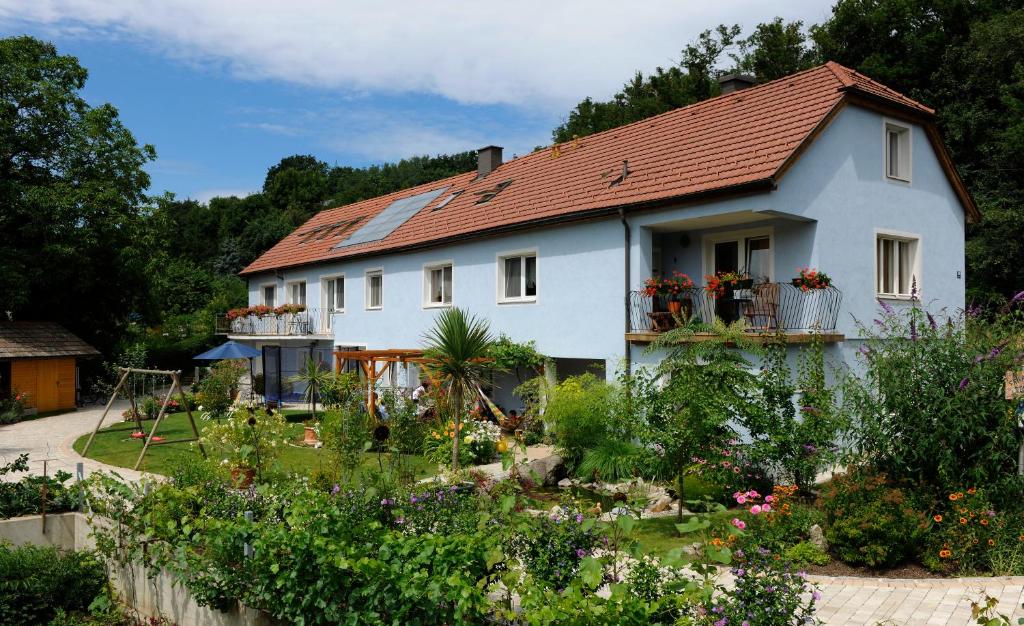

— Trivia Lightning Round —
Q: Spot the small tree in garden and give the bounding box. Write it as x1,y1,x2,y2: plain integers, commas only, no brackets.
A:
842,299,1024,505
288,355,333,420
422,308,495,472
196,359,246,420
650,320,762,520
744,335,843,493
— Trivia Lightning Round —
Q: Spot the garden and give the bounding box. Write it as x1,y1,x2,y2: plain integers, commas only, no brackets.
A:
4,300,1024,624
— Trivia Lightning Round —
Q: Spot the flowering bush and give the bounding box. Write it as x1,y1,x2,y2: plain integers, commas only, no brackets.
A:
923,487,1024,575
735,485,825,555
387,484,481,536
200,406,288,477
513,505,598,589
700,549,821,625
272,303,305,315
818,468,927,567
791,267,832,291
0,392,27,425
424,419,487,466
196,359,245,421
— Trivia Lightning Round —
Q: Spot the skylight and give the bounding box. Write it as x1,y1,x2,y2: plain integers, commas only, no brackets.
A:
474,180,512,204
432,190,463,211
335,186,449,248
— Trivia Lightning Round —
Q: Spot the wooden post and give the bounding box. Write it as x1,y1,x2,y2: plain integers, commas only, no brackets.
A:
178,372,207,458
134,376,179,470
81,369,131,456
133,370,207,471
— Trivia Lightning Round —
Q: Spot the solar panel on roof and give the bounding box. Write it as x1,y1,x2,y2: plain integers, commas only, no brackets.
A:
335,186,449,248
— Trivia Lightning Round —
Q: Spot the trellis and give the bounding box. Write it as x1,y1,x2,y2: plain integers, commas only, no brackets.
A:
81,367,206,471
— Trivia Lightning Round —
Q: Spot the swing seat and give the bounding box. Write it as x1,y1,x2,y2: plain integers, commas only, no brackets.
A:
130,431,146,439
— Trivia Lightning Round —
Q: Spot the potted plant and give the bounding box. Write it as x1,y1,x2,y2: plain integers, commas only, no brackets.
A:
663,271,695,314
201,406,288,487
704,271,745,299
791,267,832,291
302,420,320,445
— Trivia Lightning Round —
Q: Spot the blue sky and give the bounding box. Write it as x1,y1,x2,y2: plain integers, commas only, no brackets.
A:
0,1,831,202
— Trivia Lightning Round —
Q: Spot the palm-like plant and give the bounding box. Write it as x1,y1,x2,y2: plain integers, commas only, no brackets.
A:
422,308,495,471
288,356,333,420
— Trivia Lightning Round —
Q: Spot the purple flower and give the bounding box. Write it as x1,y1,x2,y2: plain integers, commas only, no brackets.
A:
714,619,727,626
975,354,986,363
575,514,583,523
803,444,817,454
989,347,1003,359
958,377,970,390
812,590,822,601
576,549,586,558
927,311,937,330
874,318,884,327
1012,291,1024,304
858,345,870,356
878,298,895,314
967,304,983,318
910,319,917,341
735,568,746,577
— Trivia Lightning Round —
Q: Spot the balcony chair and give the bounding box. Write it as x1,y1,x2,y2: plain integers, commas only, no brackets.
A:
743,282,779,332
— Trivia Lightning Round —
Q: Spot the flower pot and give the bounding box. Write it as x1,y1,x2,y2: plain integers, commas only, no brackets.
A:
231,467,255,488
303,426,319,445
667,300,683,315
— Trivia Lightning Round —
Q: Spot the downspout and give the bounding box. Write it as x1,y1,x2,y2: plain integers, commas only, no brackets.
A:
619,208,632,376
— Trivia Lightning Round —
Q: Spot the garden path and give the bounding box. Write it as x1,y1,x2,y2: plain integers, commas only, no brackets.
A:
802,573,1024,624
0,400,147,483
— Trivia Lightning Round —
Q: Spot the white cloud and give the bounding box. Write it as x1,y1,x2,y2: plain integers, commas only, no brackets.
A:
0,0,833,109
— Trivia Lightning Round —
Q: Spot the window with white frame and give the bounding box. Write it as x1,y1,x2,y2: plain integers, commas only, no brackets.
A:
884,121,911,182
365,270,383,310
499,253,537,302
286,281,306,305
703,229,774,282
262,284,276,307
876,234,919,297
322,276,344,312
424,263,453,306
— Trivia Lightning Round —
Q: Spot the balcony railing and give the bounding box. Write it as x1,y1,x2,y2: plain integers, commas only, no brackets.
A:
215,307,332,337
627,283,842,336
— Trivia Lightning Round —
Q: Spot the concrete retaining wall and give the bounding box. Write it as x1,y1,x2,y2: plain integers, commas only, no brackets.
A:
0,513,275,626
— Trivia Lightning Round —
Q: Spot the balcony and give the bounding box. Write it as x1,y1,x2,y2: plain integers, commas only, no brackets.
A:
626,283,844,344
215,306,332,338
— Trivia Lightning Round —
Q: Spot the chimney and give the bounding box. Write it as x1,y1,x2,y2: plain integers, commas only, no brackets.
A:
477,145,503,179
718,73,756,94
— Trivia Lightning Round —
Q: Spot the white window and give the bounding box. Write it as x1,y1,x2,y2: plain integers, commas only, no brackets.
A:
424,263,453,307
876,233,919,297
262,284,276,307
365,270,383,310
498,252,537,303
884,121,911,182
322,276,345,312
286,281,306,305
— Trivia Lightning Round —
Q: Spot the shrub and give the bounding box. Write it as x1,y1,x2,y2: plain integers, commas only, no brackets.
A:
512,506,598,589
818,468,926,568
424,419,500,467
702,549,821,625
545,373,615,470
842,303,1024,506
0,455,78,519
783,541,831,566
736,485,823,554
0,391,27,424
200,406,289,480
195,360,245,420
922,487,1024,575
0,543,106,626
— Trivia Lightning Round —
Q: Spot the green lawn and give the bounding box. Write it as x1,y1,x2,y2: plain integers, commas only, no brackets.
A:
73,410,436,479
633,509,736,558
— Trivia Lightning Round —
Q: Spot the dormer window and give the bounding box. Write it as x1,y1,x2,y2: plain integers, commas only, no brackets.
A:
884,121,911,182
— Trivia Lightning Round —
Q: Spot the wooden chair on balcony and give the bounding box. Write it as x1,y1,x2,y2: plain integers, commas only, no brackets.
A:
743,282,779,332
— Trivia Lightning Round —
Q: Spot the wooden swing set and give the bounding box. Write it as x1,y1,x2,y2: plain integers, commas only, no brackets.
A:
81,367,206,471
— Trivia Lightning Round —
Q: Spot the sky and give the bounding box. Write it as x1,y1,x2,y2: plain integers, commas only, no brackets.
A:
0,1,833,203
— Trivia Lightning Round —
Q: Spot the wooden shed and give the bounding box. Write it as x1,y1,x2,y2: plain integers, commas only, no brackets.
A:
0,322,100,412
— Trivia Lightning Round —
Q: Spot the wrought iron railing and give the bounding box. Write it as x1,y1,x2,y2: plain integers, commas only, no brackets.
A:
215,307,333,336
627,283,842,334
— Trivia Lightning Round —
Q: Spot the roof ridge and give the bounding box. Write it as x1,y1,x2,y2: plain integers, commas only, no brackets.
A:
825,61,856,87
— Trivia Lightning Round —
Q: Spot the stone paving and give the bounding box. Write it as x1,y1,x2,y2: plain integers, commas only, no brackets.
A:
809,574,1024,624
0,400,147,482
2,412,1023,624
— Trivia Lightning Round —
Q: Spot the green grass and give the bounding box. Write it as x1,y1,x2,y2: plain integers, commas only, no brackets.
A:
73,410,436,479
633,509,736,559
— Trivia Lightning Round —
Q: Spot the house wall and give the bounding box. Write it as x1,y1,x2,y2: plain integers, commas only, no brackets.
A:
10,357,76,411
246,218,628,375
244,104,966,385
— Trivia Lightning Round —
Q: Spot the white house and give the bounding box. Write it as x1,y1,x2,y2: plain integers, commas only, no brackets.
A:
227,62,977,409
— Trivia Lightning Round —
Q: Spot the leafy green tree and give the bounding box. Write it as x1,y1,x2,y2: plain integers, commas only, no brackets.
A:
263,154,330,221
734,18,816,80
0,36,155,353
422,308,495,471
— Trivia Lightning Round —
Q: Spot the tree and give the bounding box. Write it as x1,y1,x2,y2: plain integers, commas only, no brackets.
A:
422,309,495,471
288,356,333,420
263,154,330,221
0,36,155,354
734,18,816,81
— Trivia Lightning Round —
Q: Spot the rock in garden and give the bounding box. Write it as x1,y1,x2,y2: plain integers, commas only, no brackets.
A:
648,495,674,513
557,478,573,488
809,524,827,550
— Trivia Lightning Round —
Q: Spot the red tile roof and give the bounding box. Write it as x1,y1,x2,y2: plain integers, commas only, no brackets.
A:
241,62,971,276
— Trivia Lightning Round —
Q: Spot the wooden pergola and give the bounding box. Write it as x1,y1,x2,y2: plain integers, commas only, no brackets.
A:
334,349,429,421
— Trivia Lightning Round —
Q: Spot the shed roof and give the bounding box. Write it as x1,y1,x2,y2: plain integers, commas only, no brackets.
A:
242,62,976,276
0,322,101,359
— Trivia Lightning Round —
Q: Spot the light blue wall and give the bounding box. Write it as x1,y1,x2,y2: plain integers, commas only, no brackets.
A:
246,219,628,369
246,104,967,381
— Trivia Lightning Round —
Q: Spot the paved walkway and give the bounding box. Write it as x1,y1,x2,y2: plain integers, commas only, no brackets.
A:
0,401,147,482
809,574,1024,624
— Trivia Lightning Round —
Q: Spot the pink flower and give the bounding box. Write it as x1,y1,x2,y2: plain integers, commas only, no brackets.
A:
750,505,762,515
764,495,774,503
761,503,771,513
731,518,746,530
736,495,747,504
